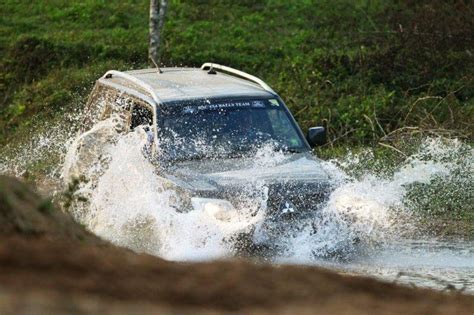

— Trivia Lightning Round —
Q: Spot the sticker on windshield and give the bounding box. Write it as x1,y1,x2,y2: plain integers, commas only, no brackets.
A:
269,99,280,106
196,101,252,111
178,99,278,114
252,100,265,108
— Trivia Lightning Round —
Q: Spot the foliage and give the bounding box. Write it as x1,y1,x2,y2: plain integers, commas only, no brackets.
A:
1,0,473,145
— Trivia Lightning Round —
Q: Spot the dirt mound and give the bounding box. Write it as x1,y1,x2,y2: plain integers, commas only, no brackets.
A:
0,175,98,242
0,176,472,314
1,237,473,314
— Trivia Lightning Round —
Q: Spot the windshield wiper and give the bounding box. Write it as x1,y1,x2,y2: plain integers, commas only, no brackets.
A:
273,146,306,154
284,148,304,153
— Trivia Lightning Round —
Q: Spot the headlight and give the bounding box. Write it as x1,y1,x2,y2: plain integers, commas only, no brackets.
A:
191,197,235,222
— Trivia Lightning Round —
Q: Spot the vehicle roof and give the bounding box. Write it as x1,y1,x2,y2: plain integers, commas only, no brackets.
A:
99,67,275,104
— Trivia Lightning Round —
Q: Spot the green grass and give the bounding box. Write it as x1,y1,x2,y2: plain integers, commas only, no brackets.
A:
1,0,473,146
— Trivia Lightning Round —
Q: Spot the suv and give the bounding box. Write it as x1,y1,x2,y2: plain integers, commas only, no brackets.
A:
73,63,331,255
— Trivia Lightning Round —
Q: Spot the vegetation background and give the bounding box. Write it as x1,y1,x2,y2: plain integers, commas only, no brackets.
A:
1,0,472,145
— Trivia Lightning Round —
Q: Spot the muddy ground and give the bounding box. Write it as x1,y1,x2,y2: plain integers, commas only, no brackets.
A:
0,175,472,314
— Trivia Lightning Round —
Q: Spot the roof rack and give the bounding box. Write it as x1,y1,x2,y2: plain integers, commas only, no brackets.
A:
201,63,276,94
102,70,162,106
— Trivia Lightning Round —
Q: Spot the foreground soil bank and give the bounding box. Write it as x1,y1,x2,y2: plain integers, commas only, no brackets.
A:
0,176,472,314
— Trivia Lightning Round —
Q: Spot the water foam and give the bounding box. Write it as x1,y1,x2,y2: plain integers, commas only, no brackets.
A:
58,116,470,263
3,108,470,263
89,131,235,260
280,155,452,263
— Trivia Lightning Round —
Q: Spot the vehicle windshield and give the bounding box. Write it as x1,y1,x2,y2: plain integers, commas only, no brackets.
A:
157,98,308,161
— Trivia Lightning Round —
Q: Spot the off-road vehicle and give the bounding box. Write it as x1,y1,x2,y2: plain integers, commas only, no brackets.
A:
69,63,331,255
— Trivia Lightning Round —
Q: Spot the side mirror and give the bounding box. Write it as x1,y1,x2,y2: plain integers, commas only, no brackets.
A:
307,126,327,147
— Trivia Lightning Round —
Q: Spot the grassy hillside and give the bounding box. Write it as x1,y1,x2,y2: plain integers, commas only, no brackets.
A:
1,0,473,146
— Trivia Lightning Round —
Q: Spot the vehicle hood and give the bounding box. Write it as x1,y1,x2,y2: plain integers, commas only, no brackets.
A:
164,152,329,191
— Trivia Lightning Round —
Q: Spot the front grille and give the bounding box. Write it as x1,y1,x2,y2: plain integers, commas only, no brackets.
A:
265,181,331,218
204,180,331,219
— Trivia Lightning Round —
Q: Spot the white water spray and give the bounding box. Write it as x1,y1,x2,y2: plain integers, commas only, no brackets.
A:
3,113,473,290
57,114,470,263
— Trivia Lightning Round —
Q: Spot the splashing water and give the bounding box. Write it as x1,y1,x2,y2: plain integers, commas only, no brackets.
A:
279,156,450,263
88,131,237,260
58,115,471,265
0,104,84,185
2,113,472,291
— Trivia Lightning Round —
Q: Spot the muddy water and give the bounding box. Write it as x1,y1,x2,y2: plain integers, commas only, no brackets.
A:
2,115,473,294
59,126,472,293
306,239,474,293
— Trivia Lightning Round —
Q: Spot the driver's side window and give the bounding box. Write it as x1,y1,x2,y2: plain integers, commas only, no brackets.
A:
130,104,153,130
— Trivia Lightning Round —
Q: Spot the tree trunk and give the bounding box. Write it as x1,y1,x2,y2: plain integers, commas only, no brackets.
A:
149,0,168,66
